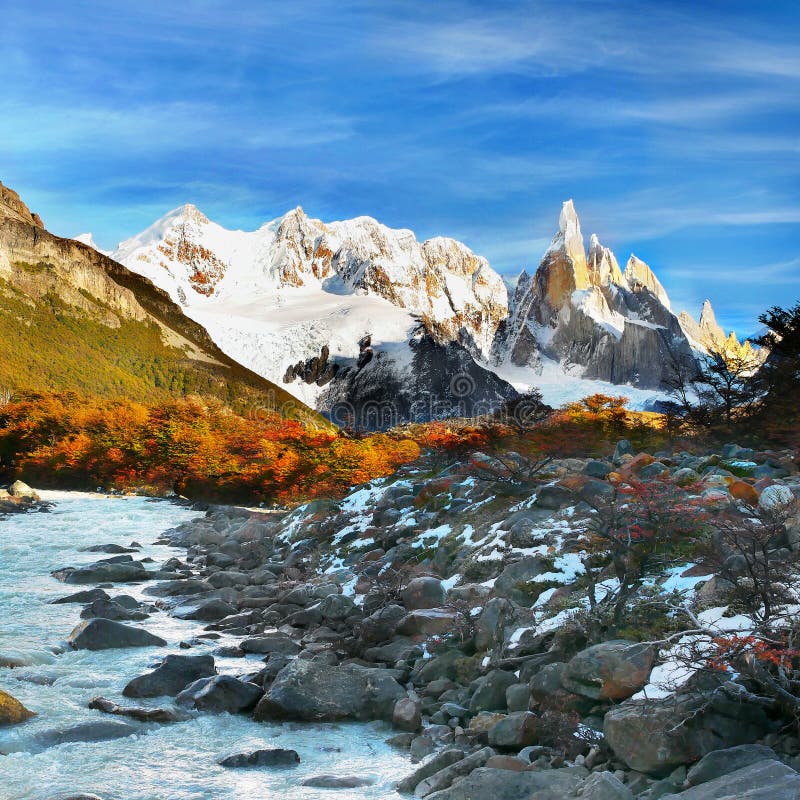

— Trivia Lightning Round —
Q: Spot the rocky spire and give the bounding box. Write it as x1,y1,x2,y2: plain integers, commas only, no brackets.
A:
624,254,671,310
587,233,624,287
699,299,726,344
532,200,591,320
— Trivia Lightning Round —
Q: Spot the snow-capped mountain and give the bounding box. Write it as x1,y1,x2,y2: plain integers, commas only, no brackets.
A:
112,199,756,425
72,232,110,255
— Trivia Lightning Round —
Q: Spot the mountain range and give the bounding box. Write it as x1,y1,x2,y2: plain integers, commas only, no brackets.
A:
97,195,755,426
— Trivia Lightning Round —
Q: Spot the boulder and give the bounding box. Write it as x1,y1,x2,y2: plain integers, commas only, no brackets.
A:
88,696,191,723
254,659,404,722
9,480,38,499
759,484,795,513
319,593,356,621
493,557,547,603
0,688,35,724
393,697,422,731
474,597,514,651
172,598,237,621
402,577,446,610
176,675,262,713
469,670,517,713
397,610,457,637
240,635,300,656
422,766,585,800
487,711,539,749
34,720,138,747
219,748,300,768
561,640,655,700
80,598,148,621
581,771,634,800
535,484,573,510
51,588,110,605
660,759,800,799
414,747,495,797
301,775,375,788
396,748,467,794
686,744,780,786
54,562,151,584
604,692,772,775
123,654,216,698
358,603,406,643
68,619,167,650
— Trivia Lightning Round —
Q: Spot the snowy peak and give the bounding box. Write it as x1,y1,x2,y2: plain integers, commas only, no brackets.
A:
679,300,762,364
624,254,671,310
72,233,110,255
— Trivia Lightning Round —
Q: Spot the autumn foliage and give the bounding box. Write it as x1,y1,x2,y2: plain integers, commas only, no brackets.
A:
0,392,420,503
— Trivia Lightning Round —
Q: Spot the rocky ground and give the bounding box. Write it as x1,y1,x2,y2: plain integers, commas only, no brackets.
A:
0,480,49,515
4,441,800,799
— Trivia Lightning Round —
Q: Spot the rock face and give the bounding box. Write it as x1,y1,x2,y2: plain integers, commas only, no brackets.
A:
68,619,167,650
253,659,404,722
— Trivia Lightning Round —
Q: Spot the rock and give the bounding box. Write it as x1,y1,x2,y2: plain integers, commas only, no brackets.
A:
493,557,547,603
80,598,148,621
604,692,772,775
535,484,573,510
45,795,106,800
487,711,539,749
660,759,800,799
686,744,780,786
475,597,514,650
219,748,300,768
0,688,35,724
614,440,635,462
82,543,139,554
469,670,517,713
123,654,216,698
88,696,191,723
319,593,356,621
581,771,634,800
240,635,301,655
393,697,422,731
561,640,655,700
505,683,530,712
484,755,529,771
358,603,406,643
172,598,237,621
585,460,612,479
301,775,375,788
9,480,38,499
254,659,404,722
53,562,150,584
51,588,110,604
34,720,138,747
402,577,446,610
759,484,795,513
422,766,585,800
673,468,701,487
414,747,495,797
364,637,423,664
176,675,262,713
397,748,467,793
68,619,167,650
397,609,458,637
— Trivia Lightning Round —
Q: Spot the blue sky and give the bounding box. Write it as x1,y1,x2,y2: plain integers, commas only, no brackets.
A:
1,0,798,334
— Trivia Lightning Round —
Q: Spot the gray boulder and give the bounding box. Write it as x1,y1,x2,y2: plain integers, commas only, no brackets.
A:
34,720,138,747
176,675,262,713
423,766,586,800
219,748,300,768
240,635,300,656
604,692,772,775
123,654,216,698
562,640,655,701
54,563,150,584
487,711,539,749
686,744,780,786
80,598,148,622
493,557,546,603
661,759,800,799
68,619,166,650
402,577,446,610
469,670,517,713
253,659,404,722
581,771,634,800
172,598,237,621
301,775,375,788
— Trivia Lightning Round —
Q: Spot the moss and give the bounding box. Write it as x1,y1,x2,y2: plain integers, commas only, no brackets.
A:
13,260,53,274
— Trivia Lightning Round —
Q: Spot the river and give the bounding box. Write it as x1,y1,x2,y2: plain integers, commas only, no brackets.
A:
0,491,410,800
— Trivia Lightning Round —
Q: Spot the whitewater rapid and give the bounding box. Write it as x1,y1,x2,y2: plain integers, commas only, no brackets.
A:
0,491,409,800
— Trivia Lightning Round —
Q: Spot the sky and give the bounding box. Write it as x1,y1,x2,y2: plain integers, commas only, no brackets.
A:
1,0,798,334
